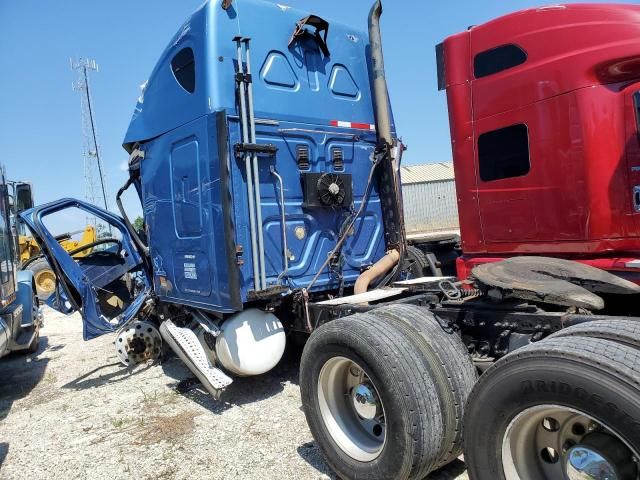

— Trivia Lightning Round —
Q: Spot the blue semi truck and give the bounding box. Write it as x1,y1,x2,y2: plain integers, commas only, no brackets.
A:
20,1,640,479
0,169,41,359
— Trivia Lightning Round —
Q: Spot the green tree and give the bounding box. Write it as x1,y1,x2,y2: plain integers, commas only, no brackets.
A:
133,216,144,233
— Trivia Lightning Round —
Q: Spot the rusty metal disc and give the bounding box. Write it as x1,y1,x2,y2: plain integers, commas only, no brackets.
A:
115,320,162,366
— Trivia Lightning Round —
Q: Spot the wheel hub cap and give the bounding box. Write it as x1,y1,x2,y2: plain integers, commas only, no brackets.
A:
502,406,639,480
566,446,617,480
317,357,386,461
351,383,378,420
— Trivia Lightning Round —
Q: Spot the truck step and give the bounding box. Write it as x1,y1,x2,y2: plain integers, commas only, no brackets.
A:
9,324,36,351
159,319,232,399
20,305,43,329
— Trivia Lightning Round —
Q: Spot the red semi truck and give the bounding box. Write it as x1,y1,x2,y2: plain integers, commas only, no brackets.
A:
432,5,640,478
437,4,640,285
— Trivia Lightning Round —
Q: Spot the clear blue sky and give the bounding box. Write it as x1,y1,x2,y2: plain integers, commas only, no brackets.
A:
1,0,635,218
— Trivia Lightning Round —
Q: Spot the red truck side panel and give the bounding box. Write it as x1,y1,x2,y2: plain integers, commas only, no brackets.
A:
442,33,485,253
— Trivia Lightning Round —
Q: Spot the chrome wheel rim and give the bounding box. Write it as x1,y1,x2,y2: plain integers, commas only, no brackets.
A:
502,405,639,479
317,356,386,461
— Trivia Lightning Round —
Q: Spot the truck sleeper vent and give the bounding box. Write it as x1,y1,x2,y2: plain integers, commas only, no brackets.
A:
332,148,344,171
297,145,310,170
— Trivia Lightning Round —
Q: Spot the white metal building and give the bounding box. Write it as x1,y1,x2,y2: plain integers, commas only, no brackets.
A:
401,162,460,235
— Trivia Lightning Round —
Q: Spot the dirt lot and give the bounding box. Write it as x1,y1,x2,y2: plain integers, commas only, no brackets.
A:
0,307,468,479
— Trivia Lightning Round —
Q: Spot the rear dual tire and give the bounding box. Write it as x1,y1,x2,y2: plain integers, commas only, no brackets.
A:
26,292,41,354
548,318,640,348
464,330,640,479
371,304,476,467
300,306,474,479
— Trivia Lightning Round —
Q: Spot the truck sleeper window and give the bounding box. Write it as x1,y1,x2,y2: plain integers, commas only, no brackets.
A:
474,44,527,79
478,124,530,182
171,47,196,94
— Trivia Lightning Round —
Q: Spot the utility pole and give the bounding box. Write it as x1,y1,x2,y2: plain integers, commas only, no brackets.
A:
70,58,110,215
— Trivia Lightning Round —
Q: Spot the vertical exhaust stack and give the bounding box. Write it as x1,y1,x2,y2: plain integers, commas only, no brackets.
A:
368,0,393,148
365,0,406,287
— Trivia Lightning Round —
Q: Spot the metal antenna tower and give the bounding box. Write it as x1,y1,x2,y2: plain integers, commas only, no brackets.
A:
71,58,110,213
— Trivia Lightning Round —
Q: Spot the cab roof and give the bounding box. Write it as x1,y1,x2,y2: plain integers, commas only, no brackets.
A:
123,0,376,152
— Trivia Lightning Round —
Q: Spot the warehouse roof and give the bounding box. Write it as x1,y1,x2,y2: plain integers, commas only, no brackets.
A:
400,162,455,185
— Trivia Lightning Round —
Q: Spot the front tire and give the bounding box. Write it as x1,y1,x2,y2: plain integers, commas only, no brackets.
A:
20,295,40,355
26,330,40,354
464,336,640,479
300,313,444,480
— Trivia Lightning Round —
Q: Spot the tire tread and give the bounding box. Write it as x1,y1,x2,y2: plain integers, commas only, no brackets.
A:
548,319,640,351
370,304,476,467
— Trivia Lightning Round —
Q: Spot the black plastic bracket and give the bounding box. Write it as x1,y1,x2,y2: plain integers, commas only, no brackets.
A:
247,285,289,301
235,72,252,84
234,143,278,159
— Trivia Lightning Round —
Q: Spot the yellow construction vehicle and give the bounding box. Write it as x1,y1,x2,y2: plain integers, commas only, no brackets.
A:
19,225,96,299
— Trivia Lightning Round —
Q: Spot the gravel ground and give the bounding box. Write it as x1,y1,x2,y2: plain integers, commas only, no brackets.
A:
0,307,468,479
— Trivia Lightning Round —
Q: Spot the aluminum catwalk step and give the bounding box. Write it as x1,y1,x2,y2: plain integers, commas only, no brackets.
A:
160,319,232,399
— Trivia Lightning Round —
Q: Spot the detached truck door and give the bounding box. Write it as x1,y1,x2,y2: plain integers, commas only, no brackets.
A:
19,199,151,340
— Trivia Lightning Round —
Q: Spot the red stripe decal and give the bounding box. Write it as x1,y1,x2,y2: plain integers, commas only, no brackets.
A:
329,120,375,131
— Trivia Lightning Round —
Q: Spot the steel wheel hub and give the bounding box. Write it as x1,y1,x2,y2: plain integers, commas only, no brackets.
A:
317,357,386,461
502,405,639,480
115,321,162,366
